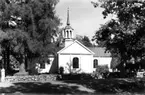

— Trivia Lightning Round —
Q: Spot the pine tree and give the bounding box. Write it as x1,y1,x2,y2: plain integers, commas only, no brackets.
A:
0,0,60,75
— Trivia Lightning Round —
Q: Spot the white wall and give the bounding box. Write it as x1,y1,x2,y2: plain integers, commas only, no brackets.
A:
64,39,74,47
39,63,51,73
58,54,94,73
58,54,112,74
80,55,94,73
93,57,112,72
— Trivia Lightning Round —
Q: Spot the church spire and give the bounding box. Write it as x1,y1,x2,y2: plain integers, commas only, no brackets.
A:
67,8,70,25
63,7,74,46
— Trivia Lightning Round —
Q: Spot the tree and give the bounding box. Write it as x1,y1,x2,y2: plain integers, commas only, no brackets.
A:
0,0,60,75
92,0,145,76
76,35,93,47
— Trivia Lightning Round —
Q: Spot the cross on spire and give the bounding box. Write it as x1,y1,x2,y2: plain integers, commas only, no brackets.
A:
67,7,70,25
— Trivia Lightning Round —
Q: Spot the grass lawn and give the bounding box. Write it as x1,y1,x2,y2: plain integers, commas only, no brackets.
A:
0,78,145,94
63,78,145,94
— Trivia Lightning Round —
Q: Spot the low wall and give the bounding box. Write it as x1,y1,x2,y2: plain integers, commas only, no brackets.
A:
5,74,58,83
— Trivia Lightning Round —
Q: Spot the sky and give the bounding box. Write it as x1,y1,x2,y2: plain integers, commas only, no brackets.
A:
55,0,112,39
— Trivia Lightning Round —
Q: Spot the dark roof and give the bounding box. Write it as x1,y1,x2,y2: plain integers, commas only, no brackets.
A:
89,47,111,57
65,25,73,30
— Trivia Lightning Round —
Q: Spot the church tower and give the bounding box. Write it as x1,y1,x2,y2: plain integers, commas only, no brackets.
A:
62,8,74,47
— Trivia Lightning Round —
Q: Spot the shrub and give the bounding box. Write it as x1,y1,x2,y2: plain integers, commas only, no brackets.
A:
107,72,120,78
80,73,94,80
92,65,109,79
28,63,40,75
59,67,64,74
57,73,94,80
66,62,81,74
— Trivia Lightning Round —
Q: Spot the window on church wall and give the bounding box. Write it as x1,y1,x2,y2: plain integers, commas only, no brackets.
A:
40,60,45,69
73,57,79,68
93,59,98,68
47,59,50,64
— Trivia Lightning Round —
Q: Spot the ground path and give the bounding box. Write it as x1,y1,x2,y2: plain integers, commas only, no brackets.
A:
0,82,14,88
0,78,145,94
47,80,95,93
0,80,95,94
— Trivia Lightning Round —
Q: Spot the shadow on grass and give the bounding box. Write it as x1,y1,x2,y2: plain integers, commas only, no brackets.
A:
0,79,145,94
0,82,90,94
62,78,145,94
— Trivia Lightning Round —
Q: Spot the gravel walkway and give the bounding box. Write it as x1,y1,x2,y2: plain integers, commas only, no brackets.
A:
47,80,95,93
0,80,95,93
0,82,14,88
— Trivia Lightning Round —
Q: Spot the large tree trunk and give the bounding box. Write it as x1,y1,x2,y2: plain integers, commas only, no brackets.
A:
3,50,9,75
6,46,11,75
119,63,126,78
3,51,6,70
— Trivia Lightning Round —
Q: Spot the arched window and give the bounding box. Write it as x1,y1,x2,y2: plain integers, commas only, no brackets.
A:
93,59,98,68
73,57,79,68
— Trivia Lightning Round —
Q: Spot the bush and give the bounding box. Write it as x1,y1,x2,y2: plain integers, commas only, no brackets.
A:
80,73,94,80
92,65,109,79
59,74,80,80
57,73,94,80
28,63,40,75
107,72,136,78
59,67,64,74
107,72,120,78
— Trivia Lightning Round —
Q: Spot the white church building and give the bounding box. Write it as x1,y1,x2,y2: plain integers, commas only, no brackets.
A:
38,9,112,74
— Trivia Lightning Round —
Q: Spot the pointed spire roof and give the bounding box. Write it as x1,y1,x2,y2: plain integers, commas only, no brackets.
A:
65,8,73,30
67,8,70,25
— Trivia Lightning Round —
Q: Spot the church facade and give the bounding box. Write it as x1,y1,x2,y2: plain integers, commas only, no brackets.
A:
38,9,112,74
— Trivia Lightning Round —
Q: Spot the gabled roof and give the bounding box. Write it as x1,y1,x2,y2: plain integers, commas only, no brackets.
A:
89,47,111,57
57,39,111,57
57,40,95,55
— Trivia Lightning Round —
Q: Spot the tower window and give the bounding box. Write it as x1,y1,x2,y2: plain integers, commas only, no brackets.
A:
93,59,98,68
73,57,79,68
67,30,69,38
70,31,72,38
